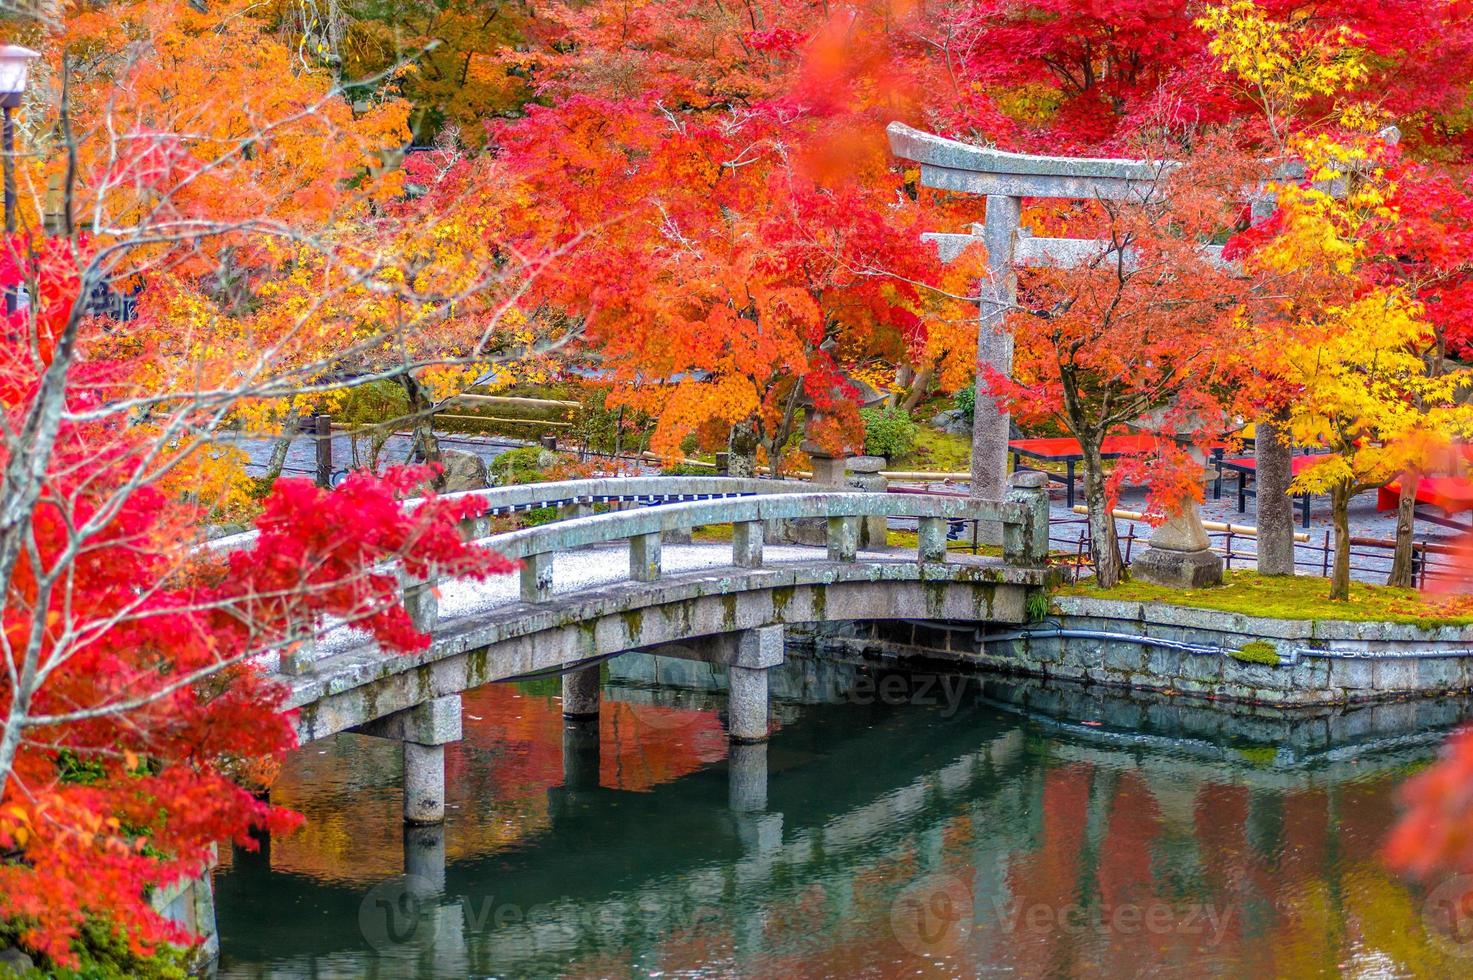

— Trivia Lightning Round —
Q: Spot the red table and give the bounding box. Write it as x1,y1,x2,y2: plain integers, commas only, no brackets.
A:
1377,474,1473,529
1008,434,1222,509
1213,454,1326,529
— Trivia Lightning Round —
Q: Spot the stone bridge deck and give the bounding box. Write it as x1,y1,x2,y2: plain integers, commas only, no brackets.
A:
216,473,1054,826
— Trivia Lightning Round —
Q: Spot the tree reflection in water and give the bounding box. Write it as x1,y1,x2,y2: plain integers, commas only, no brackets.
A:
216,657,1473,978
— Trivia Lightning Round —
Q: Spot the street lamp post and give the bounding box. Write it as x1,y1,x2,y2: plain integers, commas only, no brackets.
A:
0,44,39,315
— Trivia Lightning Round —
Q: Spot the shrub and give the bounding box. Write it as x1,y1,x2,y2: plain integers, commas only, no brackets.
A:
859,407,919,459
334,380,410,426
953,385,975,423
490,447,554,486
568,387,655,456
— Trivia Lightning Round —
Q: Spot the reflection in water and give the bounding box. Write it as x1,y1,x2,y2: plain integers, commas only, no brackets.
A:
216,657,1473,978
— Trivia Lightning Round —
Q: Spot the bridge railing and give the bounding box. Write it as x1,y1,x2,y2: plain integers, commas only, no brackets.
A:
264,472,1050,674
211,476,821,557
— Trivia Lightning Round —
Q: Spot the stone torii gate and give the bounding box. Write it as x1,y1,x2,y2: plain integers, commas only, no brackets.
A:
886,122,1176,515
889,122,1398,579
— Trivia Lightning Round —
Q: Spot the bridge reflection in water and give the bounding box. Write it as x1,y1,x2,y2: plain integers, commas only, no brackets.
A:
216,652,1473,978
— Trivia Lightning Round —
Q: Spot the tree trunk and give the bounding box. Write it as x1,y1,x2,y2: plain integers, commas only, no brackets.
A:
1255,419,1295,576
1387,470,1418,588
1329,483,1353,601
728,418,759,477
398,375,442,480
1081,438,1123,588
898,366,934,413
262,406,299,485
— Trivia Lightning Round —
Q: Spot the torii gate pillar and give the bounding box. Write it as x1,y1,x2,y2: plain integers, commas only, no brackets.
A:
974,194,1022,536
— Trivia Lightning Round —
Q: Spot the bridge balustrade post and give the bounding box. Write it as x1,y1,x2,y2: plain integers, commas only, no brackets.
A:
727,626,783,742
1003,471,1051,565
630,531,662,582
458,513,488,540
733,520,764,568
277,625,316,676
826,515,859,562
917,516,948,564
401,573,438,633
562,664,601,719
521,552,552,602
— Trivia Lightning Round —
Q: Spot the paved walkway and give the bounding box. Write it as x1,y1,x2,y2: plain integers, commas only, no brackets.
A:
232,431,526,484
310,541,888,659
239,430,1463,585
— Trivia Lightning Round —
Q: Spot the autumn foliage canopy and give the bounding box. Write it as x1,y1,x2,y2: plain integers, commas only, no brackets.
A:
10,0,1473,966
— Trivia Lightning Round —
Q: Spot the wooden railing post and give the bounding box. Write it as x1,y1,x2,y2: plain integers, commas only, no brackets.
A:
1003,471,1050,564
917,516,947,563
521,552,552,602
313,413,333,488
733,520,765,568
630,531,662,582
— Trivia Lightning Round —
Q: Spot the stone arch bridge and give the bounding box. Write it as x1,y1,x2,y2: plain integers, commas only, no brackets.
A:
223,474,1053,825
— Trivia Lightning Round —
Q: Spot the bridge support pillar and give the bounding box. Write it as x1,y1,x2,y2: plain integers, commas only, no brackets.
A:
403,742,447,825
728,742,767,812
727,626,783,743
403,823,446,891
562,665,601,719
353,695,463,826
562,717,601,790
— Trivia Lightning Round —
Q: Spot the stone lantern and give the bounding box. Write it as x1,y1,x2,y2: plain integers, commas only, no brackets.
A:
1129,410,1225,589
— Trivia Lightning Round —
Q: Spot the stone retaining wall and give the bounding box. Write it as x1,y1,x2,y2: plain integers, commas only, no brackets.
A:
825,597,1473,705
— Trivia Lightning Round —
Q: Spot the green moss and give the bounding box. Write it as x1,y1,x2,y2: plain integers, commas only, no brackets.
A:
692,524,735,543
884,528,1003,557
1058,570,1473,628
890,427,971,472
621,608,644,640
1235,746,1280,768
771,585,795,620
0,918,192,979
1230,640,1281,666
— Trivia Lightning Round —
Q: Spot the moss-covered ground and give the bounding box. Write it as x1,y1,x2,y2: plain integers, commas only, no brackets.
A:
1058,570,1473,628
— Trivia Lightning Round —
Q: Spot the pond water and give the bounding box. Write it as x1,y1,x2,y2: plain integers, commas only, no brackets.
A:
215,653,1473,978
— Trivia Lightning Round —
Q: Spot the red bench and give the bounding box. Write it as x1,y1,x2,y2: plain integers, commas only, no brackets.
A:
1377,474,1473,529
